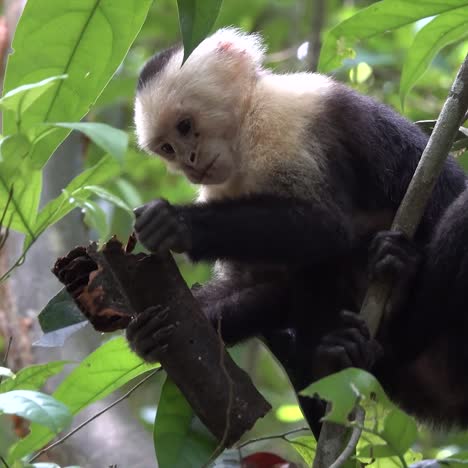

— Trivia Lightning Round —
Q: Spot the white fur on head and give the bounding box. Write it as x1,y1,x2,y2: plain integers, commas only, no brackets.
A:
135,28,265,152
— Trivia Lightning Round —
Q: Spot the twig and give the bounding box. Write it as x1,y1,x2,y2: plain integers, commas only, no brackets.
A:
329,406,364,468
0,455,10,468
237,426,310,450
314,53,468,468
29,367,162,462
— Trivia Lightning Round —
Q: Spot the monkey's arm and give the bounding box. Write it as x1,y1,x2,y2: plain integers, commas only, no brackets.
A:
134,195,351,264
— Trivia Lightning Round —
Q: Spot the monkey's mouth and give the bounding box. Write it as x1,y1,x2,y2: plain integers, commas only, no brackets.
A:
184,154,220,183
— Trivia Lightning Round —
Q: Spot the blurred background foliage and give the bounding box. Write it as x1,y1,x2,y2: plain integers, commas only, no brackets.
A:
1,0,467,465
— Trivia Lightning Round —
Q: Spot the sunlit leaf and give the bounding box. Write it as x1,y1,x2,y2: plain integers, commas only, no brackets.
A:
177,0,223,62
9,338,159,462
0,390,71,433
154,376,217,468
301,368,393,424
3,0,152,168
0,362,68,393
0,75,67,115
319,0,468,72
400,8,468,106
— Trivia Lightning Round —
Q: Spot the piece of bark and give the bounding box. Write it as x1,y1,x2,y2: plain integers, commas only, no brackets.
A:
53,237,271,445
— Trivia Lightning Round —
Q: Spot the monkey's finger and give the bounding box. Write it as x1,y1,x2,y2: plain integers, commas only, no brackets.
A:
133,204,147,218
126,306,161,341
338,310,370,339
138,220,178,252
133,308,171,343
134,200,170,232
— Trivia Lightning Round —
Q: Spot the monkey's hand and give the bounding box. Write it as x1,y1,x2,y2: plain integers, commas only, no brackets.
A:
126,306,174,362
134,199,191,254
311,310,383,380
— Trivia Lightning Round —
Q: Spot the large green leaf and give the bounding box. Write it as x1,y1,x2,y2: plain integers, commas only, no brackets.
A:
0,390,71,433
154,377,217,468
3,0,152,168
9,337,159,462
400,8,468,106
177,0,223,62
319,0,468,72
0,169,41,235
0,362,68,394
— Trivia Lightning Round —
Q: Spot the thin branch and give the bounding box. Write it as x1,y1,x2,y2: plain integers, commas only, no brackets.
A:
237,426,310,450
329,406,364,468
0,455,10,468
29,367,162,463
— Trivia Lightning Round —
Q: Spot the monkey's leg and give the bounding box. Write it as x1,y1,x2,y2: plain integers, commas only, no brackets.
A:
192,279,291,345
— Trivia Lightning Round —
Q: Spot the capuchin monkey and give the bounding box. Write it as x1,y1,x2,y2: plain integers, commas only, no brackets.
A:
128,28,468,431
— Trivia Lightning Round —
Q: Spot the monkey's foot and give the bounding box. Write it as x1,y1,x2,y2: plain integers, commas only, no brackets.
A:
311,310,382,379
126,305,173,362
369,230,421,282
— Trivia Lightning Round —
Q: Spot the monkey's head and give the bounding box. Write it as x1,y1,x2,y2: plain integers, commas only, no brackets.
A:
134,28,265,185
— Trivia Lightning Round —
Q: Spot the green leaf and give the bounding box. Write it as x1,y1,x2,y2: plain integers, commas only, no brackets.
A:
82,185,132,213
358,409,417,458
52,122,128,163
0,75,67,116
0,169,41,235
154,377,217,468
400,8,468,106
291,435,316,466
0,390,71,433
31,154,119,240
177,0,223,62
38,289,86,334
0,134,31,164
319,0,468,72
77,199,109,240
3,0,152,168
0,367,15,379
301,368,392,424
9,337,159,462
0,362,68,393
381,410,417,455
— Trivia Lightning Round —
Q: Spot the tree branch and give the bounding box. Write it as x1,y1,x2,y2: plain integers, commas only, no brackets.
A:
313,53,468,468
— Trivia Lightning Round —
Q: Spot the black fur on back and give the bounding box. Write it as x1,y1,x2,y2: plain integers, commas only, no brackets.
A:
137,45,180,92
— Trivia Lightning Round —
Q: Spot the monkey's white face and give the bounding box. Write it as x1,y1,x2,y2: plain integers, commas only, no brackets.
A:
135,103,237,185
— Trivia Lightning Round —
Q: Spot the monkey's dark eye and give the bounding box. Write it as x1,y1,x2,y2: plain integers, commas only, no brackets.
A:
176,118,191,136
160,143,175,155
